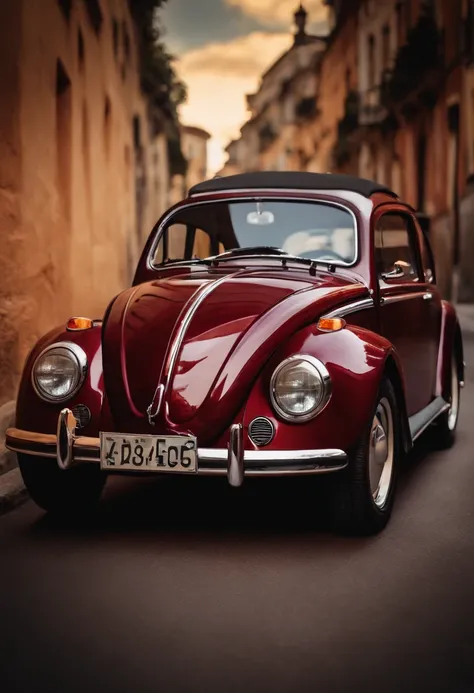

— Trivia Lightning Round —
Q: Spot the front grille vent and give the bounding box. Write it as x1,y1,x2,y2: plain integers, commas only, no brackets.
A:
71,404,91,430
248,417,275,447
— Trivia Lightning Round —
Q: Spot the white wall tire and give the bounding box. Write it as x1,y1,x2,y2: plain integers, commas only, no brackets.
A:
330,376,400,536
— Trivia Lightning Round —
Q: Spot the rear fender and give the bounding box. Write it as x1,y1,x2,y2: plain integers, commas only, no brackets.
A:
241,324,412,454
436,301,465,399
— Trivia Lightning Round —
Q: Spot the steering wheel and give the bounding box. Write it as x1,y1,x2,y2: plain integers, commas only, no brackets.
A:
297,249,347,263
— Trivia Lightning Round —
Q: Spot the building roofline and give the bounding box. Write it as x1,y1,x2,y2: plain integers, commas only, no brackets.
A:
181,125,212,141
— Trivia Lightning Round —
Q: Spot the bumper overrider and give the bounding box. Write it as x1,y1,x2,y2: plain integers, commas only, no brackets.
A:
5,409,348,488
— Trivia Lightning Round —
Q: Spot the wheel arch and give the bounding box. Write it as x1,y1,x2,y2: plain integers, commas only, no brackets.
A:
437,301,465,399
454,321,465,385
383,353,413,454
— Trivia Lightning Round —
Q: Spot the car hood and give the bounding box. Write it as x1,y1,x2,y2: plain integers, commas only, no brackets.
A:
102,267,368,441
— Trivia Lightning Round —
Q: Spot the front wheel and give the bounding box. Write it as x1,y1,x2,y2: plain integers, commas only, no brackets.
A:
18,454,106,517
330,377,400,536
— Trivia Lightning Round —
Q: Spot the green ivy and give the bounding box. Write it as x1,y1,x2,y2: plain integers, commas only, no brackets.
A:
128,0,188,173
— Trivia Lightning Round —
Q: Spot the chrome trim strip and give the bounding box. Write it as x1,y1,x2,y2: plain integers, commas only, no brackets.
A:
270,354,332,423
322,297,374,319
380,292,431,305
147,196,360,271
147,274,230,424
408,396,450,441
5,427,348,476
227,424,244,487
31,341,88,404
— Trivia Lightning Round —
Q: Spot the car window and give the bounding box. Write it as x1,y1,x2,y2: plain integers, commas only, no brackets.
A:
374,213,420,282
150,200,357,268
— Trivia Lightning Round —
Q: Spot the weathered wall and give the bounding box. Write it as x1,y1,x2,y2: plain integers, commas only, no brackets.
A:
0,2,23,405
0,0,171,405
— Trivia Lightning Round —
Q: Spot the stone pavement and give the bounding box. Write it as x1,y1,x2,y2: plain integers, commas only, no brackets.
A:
0,303,473,516
0,400,23,515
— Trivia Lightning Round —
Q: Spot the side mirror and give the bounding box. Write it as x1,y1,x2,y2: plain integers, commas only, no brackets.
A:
381,260,412,281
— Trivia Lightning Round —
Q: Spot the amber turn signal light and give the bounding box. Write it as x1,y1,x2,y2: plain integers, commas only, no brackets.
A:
66,317,93,331
317,317,346,332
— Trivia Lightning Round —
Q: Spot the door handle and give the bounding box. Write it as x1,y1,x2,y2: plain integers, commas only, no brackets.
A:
423,292,433,301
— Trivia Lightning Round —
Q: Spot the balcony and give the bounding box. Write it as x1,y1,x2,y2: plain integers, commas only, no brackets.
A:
383,11,444,112
337,90,359,137
359,85,389,126
331,90,359,168
259,124,277,153
295,97,319,121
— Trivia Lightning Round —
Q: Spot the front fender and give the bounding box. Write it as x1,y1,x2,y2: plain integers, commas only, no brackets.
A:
241,324,411,454
15,325,104,437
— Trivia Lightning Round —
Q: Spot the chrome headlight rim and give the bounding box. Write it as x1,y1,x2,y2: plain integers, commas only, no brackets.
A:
31,341,88,404
270,354,332,423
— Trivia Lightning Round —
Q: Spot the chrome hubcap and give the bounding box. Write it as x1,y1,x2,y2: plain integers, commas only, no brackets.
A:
368,397,394,509
448,358,459,431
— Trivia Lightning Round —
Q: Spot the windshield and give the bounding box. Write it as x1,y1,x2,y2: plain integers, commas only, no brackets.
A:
150,199,357,267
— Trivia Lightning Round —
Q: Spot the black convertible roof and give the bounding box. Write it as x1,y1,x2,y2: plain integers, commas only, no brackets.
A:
189,172,397,198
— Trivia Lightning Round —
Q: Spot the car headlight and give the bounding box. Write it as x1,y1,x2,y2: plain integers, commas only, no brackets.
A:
270,355,331,422
32,342,88,403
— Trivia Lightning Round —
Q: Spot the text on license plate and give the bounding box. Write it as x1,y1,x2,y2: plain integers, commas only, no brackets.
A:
100,433,197,473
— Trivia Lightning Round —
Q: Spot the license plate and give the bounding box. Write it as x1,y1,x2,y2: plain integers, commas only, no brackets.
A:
99,433,197,473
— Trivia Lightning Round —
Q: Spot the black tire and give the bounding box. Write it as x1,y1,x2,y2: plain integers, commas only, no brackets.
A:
330,376,400,536
18,454,106,517
430,353,461,450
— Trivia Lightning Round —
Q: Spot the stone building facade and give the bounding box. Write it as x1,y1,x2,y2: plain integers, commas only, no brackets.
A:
169,125,211,205
220,0,474,303
0,0,181,406
218,5,327,175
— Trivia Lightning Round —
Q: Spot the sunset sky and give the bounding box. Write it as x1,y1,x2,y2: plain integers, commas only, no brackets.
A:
161,0,329,174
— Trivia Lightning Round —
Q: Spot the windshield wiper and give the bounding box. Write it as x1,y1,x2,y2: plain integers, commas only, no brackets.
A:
207,247,337,274
208,246,287,260
159,257,213,267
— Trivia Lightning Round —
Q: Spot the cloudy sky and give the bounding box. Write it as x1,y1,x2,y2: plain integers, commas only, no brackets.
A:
160,0,329,173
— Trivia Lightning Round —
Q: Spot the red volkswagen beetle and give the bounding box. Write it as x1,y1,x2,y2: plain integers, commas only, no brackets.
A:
6,172,465,534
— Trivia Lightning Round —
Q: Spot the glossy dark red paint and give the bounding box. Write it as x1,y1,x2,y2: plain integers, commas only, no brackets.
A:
14,185,464,452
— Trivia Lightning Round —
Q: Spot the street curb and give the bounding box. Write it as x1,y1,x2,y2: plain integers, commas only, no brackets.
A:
0,400,17,476
0,467,28,516
0,400,28,516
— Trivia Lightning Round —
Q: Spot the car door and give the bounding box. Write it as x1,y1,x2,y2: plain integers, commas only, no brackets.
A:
373,209,442,417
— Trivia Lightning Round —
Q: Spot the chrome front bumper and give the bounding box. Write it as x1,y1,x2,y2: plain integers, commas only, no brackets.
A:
5,409,348,488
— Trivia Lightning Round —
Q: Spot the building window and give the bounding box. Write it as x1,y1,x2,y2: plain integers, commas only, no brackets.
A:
345,67,351,89
123,22,130,63
58,0,72,22
82,101,91,199
84,0,103,35
382,24,390,71
133,115,141,150
78,28,85,68
112,18,119,57
104,96,111,160
368,34,376,88
55,60,72,219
